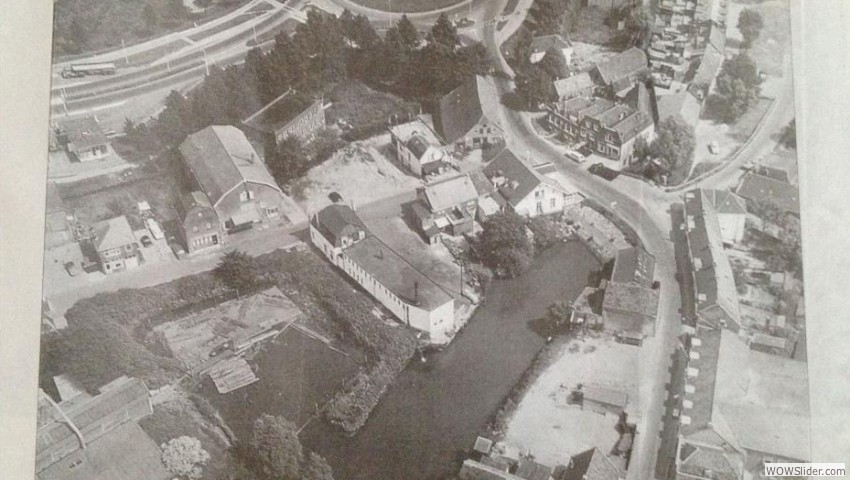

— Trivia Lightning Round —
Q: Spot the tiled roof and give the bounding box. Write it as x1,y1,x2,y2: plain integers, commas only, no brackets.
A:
602,282,660,322
736,173,800,215
459,459,523,480
531,34,572,54
516,459,553,480
594,47,648,85
554,72,595,99
422,174,479,212
559,448,624,480
92,216,136,251
611,247,656,287
435,76,501,143
345,236,453,311
483,148,568,207
60,116,109,152
180,126,280,208
242,90,319,134
313,204,367,244
703,190,747,215
684,190,741,326
680,327,722,436
688,44,723,97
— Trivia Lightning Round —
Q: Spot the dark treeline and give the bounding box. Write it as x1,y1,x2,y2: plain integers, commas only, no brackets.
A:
126,10,489,171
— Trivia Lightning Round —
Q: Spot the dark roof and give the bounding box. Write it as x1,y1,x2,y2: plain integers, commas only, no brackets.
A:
531,34,571,54
559,448,624,480
242,90,320,134
684,190,741,326
345,236,454,311
180,126,281,208
469,169,496,196
736,173,800,215
594,47,648,85
552,96,652,142
553,72,595,99
516,459,553,480
703,189,747,215
434,76,501,143
459,459,523,480
602,282,660,328
483,149,568,207
688,45,723,98
59,116,109,151
611,247,656,287
313,204,368,245
179,191,213,216
680,327,722,435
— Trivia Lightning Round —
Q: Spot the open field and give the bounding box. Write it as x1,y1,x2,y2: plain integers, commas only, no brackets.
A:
348,0,465,13
292,133,421,214
504,335,639,467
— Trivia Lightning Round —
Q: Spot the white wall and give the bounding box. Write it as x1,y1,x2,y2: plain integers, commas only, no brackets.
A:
717,214,746,245
513,185,581,218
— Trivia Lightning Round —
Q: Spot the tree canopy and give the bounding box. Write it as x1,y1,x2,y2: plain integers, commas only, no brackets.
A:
649,116,696,178
214,250,260,295
251,414,304,480
532,0,570,35
737,8,764,49
479,212,534,278
710,53,763,123
161,436,210,480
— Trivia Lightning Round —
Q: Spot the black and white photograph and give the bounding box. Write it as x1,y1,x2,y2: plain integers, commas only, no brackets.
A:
1,0,849,479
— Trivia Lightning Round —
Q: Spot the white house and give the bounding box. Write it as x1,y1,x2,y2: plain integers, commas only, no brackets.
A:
310,204,456,344
388,119,452,177
483,148,584,218
702,189,747,245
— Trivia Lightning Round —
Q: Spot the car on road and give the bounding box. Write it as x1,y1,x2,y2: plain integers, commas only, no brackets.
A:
708,141,719,154
565,149,586,163
588,163,621,181
140,235,153,248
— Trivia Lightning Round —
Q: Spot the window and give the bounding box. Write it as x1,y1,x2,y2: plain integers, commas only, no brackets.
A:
550,198,556,208
240,191,248,202
248,190,255,200
193,225,198,232
206,222,212,229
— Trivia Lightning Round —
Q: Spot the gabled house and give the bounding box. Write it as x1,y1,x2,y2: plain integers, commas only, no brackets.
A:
701,189,747,245
683,190,741,331
177,191,222,254
591,47,649,94
434,75,505,149
736,172,800,216
389,118,453,177
558,447,625,480
601,282,660,340
90,216,139,274
412,173,480,243
483,148,583,218
546,96,655,165
35,377,169,480
529,34,573,65
310,204,456,344
553,72,595,100
241,90,325,145
611,246,656,288
56,116,111,162
180,126,287,233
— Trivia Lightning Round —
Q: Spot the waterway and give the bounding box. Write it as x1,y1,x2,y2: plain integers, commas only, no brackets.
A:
300,241,600,480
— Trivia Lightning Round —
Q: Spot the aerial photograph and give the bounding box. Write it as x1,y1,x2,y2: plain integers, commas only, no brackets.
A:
34,0,810,479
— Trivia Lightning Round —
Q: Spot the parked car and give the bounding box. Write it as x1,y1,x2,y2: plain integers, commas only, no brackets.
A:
140,235,152,248
708,141,719,154
589,163,621,181
565,149,586,163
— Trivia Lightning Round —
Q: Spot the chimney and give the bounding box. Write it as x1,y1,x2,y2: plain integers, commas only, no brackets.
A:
414,281,420,306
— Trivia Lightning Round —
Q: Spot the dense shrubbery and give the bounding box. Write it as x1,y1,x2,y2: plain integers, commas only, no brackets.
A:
40,316,180,392
527,215,563,250
706,53,763,124
261,251,418,432
478,212,535,278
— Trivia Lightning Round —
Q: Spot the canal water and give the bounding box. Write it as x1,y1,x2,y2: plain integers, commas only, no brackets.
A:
300,241,600,480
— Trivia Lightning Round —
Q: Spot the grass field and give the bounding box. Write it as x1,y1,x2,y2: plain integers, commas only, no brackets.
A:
349,0,465,13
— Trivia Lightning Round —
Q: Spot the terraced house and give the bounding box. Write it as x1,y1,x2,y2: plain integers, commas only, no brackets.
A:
547,96,655,165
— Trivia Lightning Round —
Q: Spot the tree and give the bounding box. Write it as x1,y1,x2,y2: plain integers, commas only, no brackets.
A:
781,119,796,149
710,53,763,123
515,66,556,109
537,47,567,79
302,452,334,480
397,15,420,50
545,300,573,335
161,436,210,480
251,414,303,480
479,212,534,278
429,13,459,49
267,135,308,185
737,8,764,49
532,0,569,35
621,5,652,47
214,250,259,296
649,116,695,176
